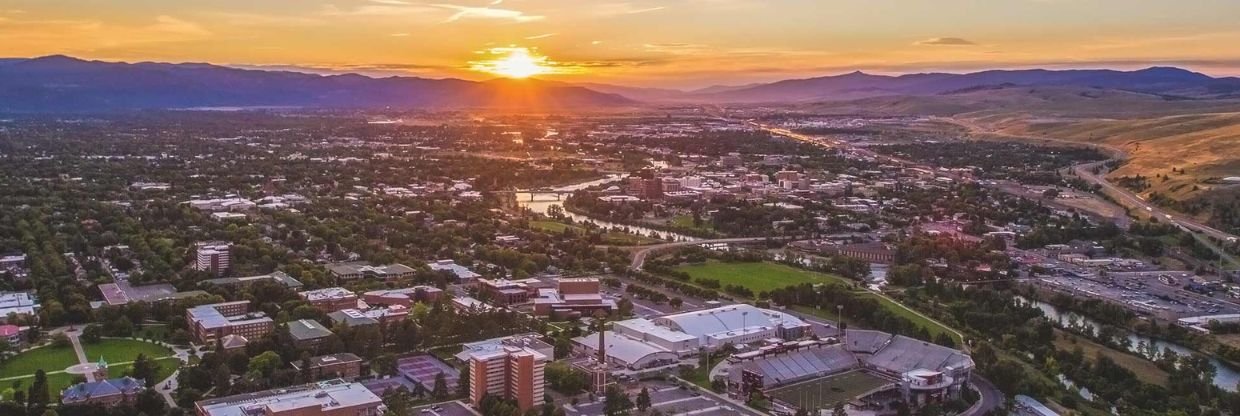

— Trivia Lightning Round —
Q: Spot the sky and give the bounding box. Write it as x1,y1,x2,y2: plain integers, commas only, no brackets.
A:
3,0,1240,88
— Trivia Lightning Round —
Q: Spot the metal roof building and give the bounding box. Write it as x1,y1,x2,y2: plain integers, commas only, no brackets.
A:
654,304,811,348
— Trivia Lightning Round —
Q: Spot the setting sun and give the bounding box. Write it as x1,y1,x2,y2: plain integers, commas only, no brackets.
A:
470,47,552,79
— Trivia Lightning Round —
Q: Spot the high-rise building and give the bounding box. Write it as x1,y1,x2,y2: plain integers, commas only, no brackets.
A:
194,242,231,277
466,345,547,413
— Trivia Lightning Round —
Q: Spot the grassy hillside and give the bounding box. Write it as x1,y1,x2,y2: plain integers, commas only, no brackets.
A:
800,86,1240,203
993,112,1240,199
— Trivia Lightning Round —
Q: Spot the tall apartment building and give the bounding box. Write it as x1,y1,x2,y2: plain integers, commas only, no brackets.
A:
194,242,232,277
466,345,547,413
186,301,273,345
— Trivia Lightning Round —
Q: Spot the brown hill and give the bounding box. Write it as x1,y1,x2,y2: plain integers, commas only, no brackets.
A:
798,86,1240,202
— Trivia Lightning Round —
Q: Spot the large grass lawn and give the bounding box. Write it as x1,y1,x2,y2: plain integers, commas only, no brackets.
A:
530,220,583,234
1,372,80,396
670,215,713,232
1053,329,1168,387
83,339,175,364
854,292,961,344
0,345,80,379
674,261,850,294
531,220,664,245
110,356,180,385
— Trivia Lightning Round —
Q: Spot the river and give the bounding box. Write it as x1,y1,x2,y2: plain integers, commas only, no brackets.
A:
515,175,700,242
1018,297,1240,391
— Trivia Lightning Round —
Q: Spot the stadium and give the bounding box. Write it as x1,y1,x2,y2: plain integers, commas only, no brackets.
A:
725,329,973,413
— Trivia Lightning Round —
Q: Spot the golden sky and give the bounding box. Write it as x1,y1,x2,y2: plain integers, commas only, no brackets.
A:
4,0,1240,88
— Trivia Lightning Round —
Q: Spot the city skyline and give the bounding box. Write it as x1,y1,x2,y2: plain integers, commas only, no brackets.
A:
3,0,1240,87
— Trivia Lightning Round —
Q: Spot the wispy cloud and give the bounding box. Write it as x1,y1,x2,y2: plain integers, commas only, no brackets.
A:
915,37,977,46
432,2,543,23
594,3,667,16
643,43,710,54
525,33,556,40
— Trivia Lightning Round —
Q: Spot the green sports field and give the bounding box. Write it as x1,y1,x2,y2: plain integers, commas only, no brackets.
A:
673,261,851,294
766,371,892,410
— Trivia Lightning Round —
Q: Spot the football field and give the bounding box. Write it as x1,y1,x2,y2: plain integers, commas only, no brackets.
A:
766,371,892,410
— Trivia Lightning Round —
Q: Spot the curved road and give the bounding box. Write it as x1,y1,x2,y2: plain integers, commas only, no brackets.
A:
628,237,787,270
963,376,1004,416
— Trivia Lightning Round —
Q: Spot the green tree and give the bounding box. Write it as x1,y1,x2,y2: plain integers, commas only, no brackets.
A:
833,402,847,416
248,351,284,378
27,369,50,408
456,365,471,398
432,372,448,399
603,385,633,416
129,353,161,387
80,325,102,344
635,387,651,412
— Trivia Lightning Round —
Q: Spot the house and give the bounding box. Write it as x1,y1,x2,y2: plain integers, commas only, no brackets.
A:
0,324,26,347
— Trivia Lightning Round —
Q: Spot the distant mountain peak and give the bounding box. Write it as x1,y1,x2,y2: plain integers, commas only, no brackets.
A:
0,55,635,113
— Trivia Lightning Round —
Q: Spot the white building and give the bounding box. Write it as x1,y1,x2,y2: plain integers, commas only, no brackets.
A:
194,242,231,277
653,304,810,348
194,379,385,416
0,292,39,323
427,260,480,280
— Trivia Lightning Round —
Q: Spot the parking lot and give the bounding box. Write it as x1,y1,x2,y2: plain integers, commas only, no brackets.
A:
1035,273,1240,320
565,379,762,416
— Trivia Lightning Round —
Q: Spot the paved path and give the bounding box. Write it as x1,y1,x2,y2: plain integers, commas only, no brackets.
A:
64,330,95,382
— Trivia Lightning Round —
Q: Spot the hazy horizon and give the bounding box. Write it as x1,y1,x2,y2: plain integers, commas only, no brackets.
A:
4,0,1240,88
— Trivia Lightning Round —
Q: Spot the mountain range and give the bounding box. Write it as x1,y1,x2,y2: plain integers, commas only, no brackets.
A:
0,55,634,113
3,55,1240,113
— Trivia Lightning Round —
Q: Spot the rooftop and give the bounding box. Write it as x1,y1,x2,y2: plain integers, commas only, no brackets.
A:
196,379,383,416
657,304,808,340
288,319,334,341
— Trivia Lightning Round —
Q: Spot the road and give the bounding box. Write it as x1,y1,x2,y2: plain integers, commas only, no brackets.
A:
963,376,1004,416
940,116,1239,263
628,237,787,270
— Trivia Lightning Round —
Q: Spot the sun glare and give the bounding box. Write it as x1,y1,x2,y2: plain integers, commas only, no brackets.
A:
470,47,553,79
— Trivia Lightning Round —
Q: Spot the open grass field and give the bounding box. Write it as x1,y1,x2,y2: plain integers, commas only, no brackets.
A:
767,371,891,410
530,220,583,234
1,372,79,397
853,292,961,345
531,220,663,245
1053,329,1169,387
83,338,175,363
673,261,850,294
110,356,180,385
0,345,80,379
670,215,714,233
